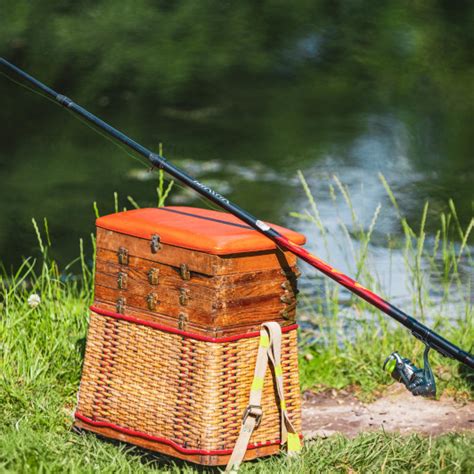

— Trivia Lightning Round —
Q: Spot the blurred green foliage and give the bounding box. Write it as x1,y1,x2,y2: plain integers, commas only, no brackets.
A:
1,0,473,108
1,0,314,105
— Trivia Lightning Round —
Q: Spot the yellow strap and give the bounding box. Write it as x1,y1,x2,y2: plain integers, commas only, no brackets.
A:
259,333,270,348
226,323,301,472
251,377,264,391
287,432,302,453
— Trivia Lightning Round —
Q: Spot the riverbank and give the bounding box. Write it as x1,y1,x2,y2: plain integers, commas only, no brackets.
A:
0,233,472,472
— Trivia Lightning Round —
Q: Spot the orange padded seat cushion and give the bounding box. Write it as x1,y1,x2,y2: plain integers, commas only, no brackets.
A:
96,207,306,255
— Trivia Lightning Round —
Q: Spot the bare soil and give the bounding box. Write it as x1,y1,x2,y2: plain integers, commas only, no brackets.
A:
301,385,474,439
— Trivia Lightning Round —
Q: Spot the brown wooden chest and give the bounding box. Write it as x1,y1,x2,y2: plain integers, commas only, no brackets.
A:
75,206,305,466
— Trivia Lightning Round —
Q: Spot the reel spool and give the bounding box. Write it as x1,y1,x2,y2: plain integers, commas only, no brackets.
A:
383,346,436,397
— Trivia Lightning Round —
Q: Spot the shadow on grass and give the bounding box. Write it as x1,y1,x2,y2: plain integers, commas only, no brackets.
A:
76,336,87,360
72,426,270,473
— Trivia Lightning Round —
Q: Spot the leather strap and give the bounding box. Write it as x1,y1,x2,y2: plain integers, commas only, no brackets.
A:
225,322,301,472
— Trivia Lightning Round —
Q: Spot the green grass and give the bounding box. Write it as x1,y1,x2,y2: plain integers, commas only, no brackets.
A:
1,428,473,473
0,175,473,472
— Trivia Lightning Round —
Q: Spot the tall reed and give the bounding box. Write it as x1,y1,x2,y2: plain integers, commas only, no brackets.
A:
293,173,473,398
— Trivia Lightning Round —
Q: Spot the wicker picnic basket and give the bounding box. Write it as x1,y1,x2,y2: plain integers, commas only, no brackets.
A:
74,207,305,467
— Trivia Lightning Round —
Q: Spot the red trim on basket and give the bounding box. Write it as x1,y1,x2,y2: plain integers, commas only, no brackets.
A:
75,412,281,455
89,305,298,342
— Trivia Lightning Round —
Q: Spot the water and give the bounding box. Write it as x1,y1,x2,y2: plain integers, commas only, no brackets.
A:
0,7,472,317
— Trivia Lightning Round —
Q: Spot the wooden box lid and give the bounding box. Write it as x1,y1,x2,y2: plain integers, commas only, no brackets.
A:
96,207,306,255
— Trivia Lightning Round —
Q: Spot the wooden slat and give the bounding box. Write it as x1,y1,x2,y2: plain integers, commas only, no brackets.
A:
74,418,280,465
96,228,297,276
94,285,294,327
92,301,294,337
95,259,296,304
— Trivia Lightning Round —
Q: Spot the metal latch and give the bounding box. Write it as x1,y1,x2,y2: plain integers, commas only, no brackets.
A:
178,313,188,330
116,297,126,314
148,268,160,285
146,293,158,311
179,288,190,306
117,271,128,289
150,234,161,253
117,247,129,265
179,263,191,280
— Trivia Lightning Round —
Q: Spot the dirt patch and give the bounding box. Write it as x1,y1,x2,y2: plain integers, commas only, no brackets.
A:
302,385,474,438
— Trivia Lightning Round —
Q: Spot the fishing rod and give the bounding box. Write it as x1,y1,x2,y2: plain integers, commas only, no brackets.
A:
1,58,472,393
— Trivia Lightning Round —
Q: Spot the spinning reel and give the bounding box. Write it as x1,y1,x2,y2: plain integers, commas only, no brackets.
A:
383,345,436,397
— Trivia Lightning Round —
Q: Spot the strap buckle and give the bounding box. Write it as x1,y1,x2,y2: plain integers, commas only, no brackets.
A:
242,405,263,428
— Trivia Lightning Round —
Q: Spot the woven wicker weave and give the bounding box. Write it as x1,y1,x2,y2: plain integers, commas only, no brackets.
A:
75,308,301,464
75,208,304,465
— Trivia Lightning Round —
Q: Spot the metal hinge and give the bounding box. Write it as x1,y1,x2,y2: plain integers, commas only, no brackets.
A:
179,263,191,280
179,288,190,306
117,247,129,265
146,293,158,311
178,313,188,330
150,234,161,253
279,308,295,321
281,267,301,279
116,297,126,314
280,292,295,305
148,267,160,285
117,271,128,289
281,280,299,295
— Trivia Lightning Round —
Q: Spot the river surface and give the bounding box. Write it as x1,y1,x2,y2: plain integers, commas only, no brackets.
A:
0,9,472,322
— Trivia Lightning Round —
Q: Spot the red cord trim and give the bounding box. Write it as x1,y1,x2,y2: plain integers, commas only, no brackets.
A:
89,305,298,343
75,412,280,455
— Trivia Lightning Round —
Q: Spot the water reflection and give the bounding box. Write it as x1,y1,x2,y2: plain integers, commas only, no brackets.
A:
0,3,472,315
